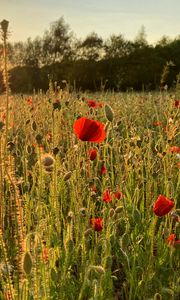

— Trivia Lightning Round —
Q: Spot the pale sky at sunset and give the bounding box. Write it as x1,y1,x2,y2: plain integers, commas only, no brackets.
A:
1,0,180,44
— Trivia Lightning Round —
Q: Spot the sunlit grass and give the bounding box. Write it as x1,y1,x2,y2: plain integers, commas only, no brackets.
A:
0,91,179,300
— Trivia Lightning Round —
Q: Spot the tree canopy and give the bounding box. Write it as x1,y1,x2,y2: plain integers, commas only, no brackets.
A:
0,17,180,93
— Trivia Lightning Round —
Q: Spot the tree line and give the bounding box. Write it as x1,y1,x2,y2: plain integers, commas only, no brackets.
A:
1,17,180,93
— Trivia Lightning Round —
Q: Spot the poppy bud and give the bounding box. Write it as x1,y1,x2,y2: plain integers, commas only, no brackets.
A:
79,207,86,216
53,147,59,155
35,134,43,145
154,293,162,300
41,154,55,167
45,165,54,173
67,211,74,222
0,19,9,37
84,228,93,236
63,171,72,181
53,100,61,110
105,104,114,122
7,141,15,152
89,149,97,161
115,206,123,213
31,121,37,131
109,208,115,218
23,252,33,275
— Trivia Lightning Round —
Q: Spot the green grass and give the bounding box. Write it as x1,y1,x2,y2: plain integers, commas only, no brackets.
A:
0,91,179,300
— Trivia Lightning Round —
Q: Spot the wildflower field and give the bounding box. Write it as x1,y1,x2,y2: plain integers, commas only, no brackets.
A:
0,89,179,300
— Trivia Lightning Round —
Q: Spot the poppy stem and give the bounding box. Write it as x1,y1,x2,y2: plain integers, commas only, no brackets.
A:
1,20,10,168
84,143,91,179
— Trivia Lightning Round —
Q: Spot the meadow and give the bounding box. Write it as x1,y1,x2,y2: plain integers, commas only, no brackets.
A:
0,88,179,300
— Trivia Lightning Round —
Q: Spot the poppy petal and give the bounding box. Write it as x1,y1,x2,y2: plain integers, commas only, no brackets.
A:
153,195,174,217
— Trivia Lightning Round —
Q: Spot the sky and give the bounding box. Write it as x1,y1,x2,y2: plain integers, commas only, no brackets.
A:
1,0,180,44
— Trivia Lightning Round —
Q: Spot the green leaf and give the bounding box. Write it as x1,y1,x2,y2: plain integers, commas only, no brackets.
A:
51,268,58,282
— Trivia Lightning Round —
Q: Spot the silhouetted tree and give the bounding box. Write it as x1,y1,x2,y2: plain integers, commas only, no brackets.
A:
104,34,134,58
41,17,73,64
2,19,180,93
23,37,42,67
78,32,104,61
134,25,148,49
9,41,26,67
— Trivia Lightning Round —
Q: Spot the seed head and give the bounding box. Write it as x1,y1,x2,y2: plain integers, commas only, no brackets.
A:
63,171,72,181
0,19,9,38
41,154,55,167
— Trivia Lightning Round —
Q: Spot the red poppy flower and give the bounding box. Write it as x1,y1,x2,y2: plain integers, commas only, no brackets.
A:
89,149,97,161
169,146,180,154
73,117,105,142
174,100,180,108
167,233,175,246
26,97,33,106
100,165,107,175
87,99,98,108
113,191,123,200
167,233,180,248
90,218,103,231
103,189,112,202
153,195,174,217
153,121,162,127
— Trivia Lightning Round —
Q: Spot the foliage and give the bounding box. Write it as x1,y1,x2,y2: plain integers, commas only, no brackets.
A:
1,17,180,93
